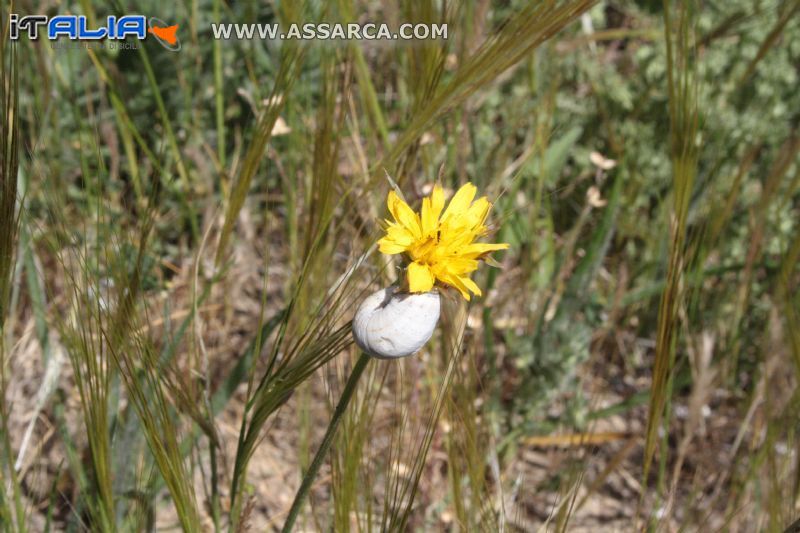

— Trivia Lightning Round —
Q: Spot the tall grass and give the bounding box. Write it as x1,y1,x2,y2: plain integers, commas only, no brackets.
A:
0,9,24,530
215,1,308,265
2,0,799,530
643,0,699,482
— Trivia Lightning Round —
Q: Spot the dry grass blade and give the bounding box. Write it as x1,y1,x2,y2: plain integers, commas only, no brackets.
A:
281,352,370,533
382,304,469,532
0,8,19,330
50,171,201,531
0,11,24,530
643,0,700,480
778,230,800,378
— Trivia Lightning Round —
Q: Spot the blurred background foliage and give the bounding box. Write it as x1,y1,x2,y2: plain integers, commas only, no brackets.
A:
2,0,799,530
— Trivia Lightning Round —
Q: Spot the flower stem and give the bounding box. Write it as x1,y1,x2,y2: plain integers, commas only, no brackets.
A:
281,352,371,533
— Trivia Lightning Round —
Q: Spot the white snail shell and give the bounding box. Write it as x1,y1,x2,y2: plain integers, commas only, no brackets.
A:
352,286,440,359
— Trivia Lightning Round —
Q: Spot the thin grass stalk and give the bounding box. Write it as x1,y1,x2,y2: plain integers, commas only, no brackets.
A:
0,6,25,528
736,0,800,87
776,224,800,382
304,52,344,263
229,323,354,519
728,136,799,360
332,357,388,531
384,303,468,531
57,244,115,531
643,0,699,481
0,9,18,329
215,2,309,265
281,352,371,533
55,162,150,530
212,0,225,171
108,336,201,532
100,0,191,200
371,0,596,184
229,190,364,513
109,193,202,532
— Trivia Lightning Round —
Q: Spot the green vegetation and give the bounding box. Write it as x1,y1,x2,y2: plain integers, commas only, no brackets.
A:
1,0,799,530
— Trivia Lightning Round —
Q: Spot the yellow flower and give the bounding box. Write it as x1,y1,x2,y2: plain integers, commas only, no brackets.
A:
377,183,509,300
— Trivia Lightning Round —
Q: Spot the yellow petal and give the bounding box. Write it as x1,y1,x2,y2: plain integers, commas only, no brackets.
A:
421,197,436,236
410,236,438,262
437,226,476,251
380,183,508,301
442,182,477,221
461,242,510,258
407,261,435,293
464,197,491,229
431,185,444,213
433,257,479,276
378,222,417,254
385,224,416,247
459,275,482,298
388,191,422,239
378,238,408,255
420,185,444,236
386,190,401,213
436,271,471,300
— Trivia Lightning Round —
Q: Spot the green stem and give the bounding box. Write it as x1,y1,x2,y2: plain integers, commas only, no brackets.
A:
212,0,226,170
281,352,370,533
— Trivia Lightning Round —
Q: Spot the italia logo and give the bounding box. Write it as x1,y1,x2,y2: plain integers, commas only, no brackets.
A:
148,18,180,51
9,14,181,51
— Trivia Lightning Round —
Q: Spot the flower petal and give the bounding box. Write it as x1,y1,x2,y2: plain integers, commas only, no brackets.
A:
385,224,416,247
431,185,445,215
461,242,510,258
378,238,409,255
378,222,417,254
433,257,479,276
458,275,482,298
464,197,491,229
379,183,507,302
436,271,472,300
407,261,435,293
420,185,445,236
420,198,436,236
442,182,477,221
388,191,422,239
